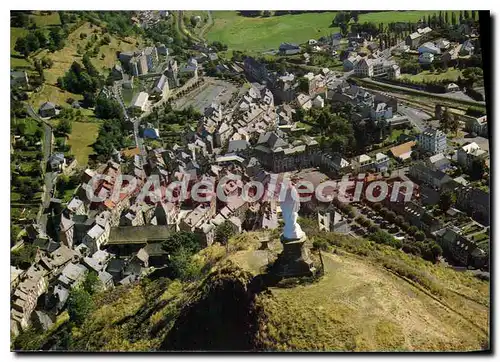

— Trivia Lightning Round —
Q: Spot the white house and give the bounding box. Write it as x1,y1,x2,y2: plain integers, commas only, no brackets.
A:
445,83,460,92
351,154,374,172
457,142,488,170
296,93,312,110
417,127,447,154
130,92,149,112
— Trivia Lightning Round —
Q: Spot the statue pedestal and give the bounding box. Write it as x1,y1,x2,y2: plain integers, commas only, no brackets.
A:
271,235,316,278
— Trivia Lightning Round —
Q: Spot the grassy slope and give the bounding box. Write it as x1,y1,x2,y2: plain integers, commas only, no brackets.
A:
10,12,61,69
256,250,488,351
29,231,488,352
67,121,101,165
29,22,141,109
400,68,463,82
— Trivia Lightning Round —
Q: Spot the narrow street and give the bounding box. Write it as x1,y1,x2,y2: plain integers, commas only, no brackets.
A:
26,105,56,232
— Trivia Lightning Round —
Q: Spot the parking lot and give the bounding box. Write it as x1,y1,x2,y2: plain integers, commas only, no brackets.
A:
173,79,240,112
344,202,409,242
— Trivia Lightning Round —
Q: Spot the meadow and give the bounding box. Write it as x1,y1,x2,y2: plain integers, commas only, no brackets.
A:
205,11,457,53
400,68,463,82
207,11,339,53
66,121,101,165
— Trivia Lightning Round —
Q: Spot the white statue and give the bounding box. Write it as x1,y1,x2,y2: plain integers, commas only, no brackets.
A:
280,182,305,240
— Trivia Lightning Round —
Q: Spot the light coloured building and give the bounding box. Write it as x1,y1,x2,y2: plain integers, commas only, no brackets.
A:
417,127,447,154
457,142,488,170
11,264,48,335
351,154,374,172
130,92,149,112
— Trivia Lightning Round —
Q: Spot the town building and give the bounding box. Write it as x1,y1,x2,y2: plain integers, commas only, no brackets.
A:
39,102,56,118
130,92,149,113
418,52,435,64
416,127,447,154
466,115,488,137
457,142,488,170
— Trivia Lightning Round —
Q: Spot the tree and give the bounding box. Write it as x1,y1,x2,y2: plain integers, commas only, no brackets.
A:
11,244,38,269
297,77,309,94
462,67,483,88
470,157,486,181
215,220,236,245
56,117,72,136
95,97,122,120
352,12,359,23
11,11,31,27
82,92,96,108
386,211,396,223
332,11,351,26
449,114,460,136
445,11,449,24
162,231,201,255
82,271,101,294
439,190,456,212
169,246,202,281
451,12,457,25
370,229,398,247
395,215,405,226
440,108,453,133
435,104,444,120
408,226,419,236
339,22,349,37
67,288,93,326
49,28,65,50
414,231,426,241
41,57,54,69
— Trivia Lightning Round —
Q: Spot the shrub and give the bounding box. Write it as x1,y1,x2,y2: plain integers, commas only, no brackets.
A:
67,288,93,326
408,226,419,236
169,247,203,281
414,231,426,241
312,238,329,251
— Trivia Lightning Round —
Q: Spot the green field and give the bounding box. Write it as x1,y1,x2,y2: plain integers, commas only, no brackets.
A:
11,27,32,69
206,11,461,54
207,11,339,52
30,11,61,27
400,68,463,82
67,121,101,165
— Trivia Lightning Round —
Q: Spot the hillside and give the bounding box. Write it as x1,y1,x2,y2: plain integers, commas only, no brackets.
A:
14,232,489,352
29,21,142,109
